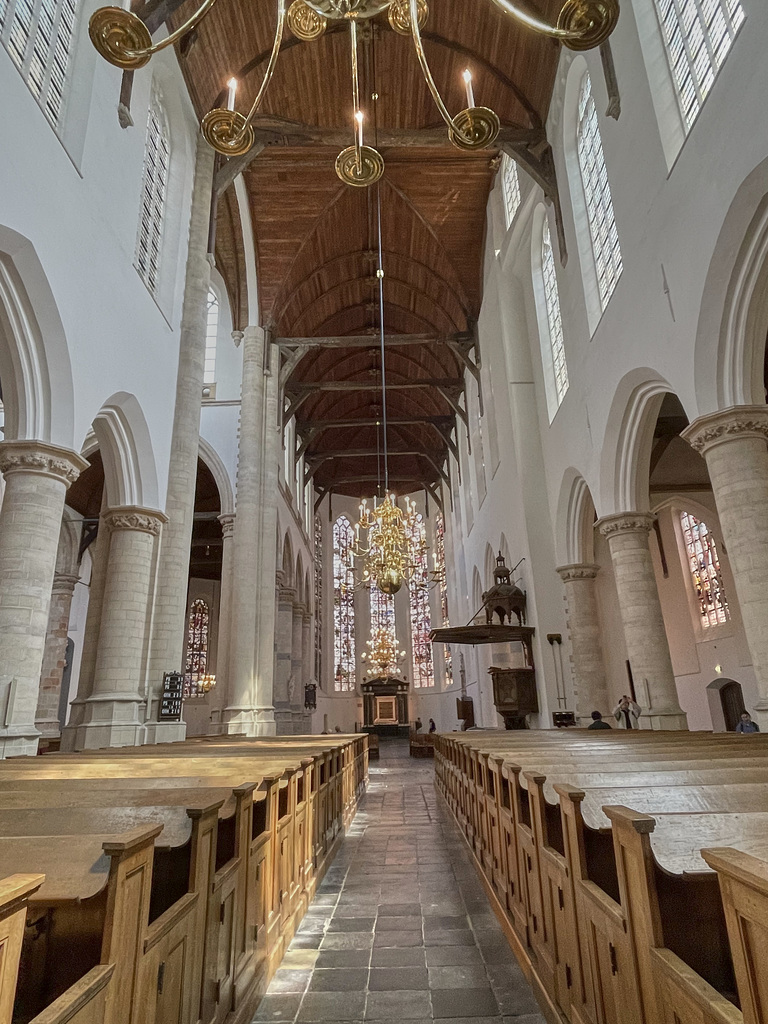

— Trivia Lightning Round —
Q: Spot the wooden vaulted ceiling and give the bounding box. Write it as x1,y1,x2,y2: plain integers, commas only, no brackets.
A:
164,0,565,498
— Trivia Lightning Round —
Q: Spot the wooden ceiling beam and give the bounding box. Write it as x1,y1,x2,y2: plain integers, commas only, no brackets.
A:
286,378,462,393
276,332,471,348
301,416,454,429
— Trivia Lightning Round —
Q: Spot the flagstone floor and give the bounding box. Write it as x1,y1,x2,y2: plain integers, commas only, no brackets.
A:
252,738,546,1024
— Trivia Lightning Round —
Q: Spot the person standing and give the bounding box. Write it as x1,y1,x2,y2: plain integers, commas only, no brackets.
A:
613,696,641,730
428,718,436,733
587,711,612,730
735,711,760,734
414,717,423,733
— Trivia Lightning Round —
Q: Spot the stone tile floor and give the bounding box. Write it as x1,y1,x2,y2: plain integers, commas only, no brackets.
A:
252,739,546,1023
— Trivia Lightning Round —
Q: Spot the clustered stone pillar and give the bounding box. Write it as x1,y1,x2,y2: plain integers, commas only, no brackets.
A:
224,327,277,735
146,138,215,741
291,601,306,732
273,583,296,734
301,609,313,729
556,563,609,723
597,512,688,729
36,570,80,738
0,440,87,756
682,406,768,730
209,512,235,731
68,507,168,750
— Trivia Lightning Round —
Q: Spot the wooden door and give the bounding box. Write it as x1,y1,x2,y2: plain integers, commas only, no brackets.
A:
719,680,745,732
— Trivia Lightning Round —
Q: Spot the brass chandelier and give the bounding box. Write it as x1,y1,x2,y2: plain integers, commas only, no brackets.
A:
361,625,406,675
351,492,427,594
89,0,619,187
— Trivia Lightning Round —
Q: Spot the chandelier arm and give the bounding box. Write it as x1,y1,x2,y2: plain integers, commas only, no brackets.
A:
350,20,362,173
89,0,220,68
488,0,575,37
486,0,619,50
234,0,287,139
408,0,462,135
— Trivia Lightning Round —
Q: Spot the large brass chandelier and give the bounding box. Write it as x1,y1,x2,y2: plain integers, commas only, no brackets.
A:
351,492,427,594
89,0,618,187
361,625,406,675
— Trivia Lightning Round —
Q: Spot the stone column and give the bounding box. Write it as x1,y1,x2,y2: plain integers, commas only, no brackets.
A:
301,609,313,731
36,571,80,738
556,564,609,723
290,602,305,733
682,406,768,729
69,506,168,750
209,512,235,732
146,139,215,737
597,513,687,729
274,584,296,734
0,440,87,757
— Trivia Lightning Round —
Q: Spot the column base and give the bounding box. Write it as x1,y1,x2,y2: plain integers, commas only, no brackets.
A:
62,693,146,751
274,707,293,736
639,709,689,731
35,715,62,740
0,725,41,758
221,705,276,737
143,720,187,745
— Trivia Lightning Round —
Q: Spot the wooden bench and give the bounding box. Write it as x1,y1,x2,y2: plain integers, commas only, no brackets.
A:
410,733,435,758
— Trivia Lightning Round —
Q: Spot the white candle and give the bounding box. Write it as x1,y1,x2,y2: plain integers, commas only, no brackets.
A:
226,77,238,111
355,110,364,148
462,69,475,109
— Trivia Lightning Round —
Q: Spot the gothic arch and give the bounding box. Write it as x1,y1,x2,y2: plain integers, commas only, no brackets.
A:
281,534,294,589
556,468,597,565
694,155,768,413
0,226,74,446
92,392,160,510
198,436,234,515
599,368,685,515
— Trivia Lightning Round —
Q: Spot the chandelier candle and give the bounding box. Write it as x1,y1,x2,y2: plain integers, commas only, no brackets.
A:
226,77,237,110
462,69,475,109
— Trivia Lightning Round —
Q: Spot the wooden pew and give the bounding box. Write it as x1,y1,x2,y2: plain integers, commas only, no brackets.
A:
0,875,44,1024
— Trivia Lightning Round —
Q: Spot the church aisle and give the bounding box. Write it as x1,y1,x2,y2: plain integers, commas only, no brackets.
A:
253,738,545,1024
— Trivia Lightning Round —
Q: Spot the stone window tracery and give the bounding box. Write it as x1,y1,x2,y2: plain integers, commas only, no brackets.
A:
314,512,323,685
333,515,356,691
435,510,452,685
185,598,209,695
406,512,434,688
541,219,569,407
135,95,170,295
680,510,729,628
1,0,78,127
204,290,218,384
501,154,521,228
369,581,395,636
577,71,622,311
653,0,744,131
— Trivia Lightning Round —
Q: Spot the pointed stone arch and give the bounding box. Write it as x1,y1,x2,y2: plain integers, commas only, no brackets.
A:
91,393,160,510
556,468,597,566
198,436,234,515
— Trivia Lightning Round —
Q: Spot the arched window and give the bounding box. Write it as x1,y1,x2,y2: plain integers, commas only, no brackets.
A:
577,72,622,311
185,598,209,696
501,154,521,228
653,0,744,131
1,0,79,127
434,510,452,685
135,95,170,294
204,290,219,384
332,515,356,691
369,581,395,634
314,512,323,685
680,511,729,628
541,219,569,409
406,513,434,688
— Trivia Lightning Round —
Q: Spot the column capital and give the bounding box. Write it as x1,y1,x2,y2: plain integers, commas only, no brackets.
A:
302,611,313,626
0,440,88,486
681,405,768,455
597,512,655,539
218,513,236,539
103,505,169,536
556,563,600,582
52,571,80,596
279,586,297,605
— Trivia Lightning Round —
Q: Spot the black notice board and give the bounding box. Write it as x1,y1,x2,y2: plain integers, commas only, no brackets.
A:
159,672,184,721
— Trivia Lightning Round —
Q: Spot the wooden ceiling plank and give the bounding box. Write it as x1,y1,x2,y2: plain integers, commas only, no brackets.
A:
274,332,470,347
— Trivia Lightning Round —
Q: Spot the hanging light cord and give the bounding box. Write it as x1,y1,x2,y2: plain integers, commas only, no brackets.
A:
376,184,389,492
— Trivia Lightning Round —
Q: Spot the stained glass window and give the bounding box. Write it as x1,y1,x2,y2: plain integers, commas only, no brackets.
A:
653,0,744,131
501,154,521,228
1,0,79,127
314,513,323,685
680,511,729,628
369,581,395,635
406,512,434,688
577,72,622,311
541,219,569,406
204,290,218,384
135,96,170,294
333,515,356,691
435,510,452,685
184,598,209,696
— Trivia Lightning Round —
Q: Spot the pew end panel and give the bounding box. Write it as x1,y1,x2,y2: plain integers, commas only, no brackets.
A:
0,875,44,1024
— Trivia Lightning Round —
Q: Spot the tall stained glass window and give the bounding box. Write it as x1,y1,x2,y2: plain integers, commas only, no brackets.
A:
185,598,209,696
541,219,569,407
653,0,744,131
406,512,434,688
314,512,323,685
204,290,218,384
501,154,521,228
434,510,452,685
577,72,622,311
136,96,170,294
333,515,356,691
680,511,729,628
370,582,395,634
1,0,79,127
